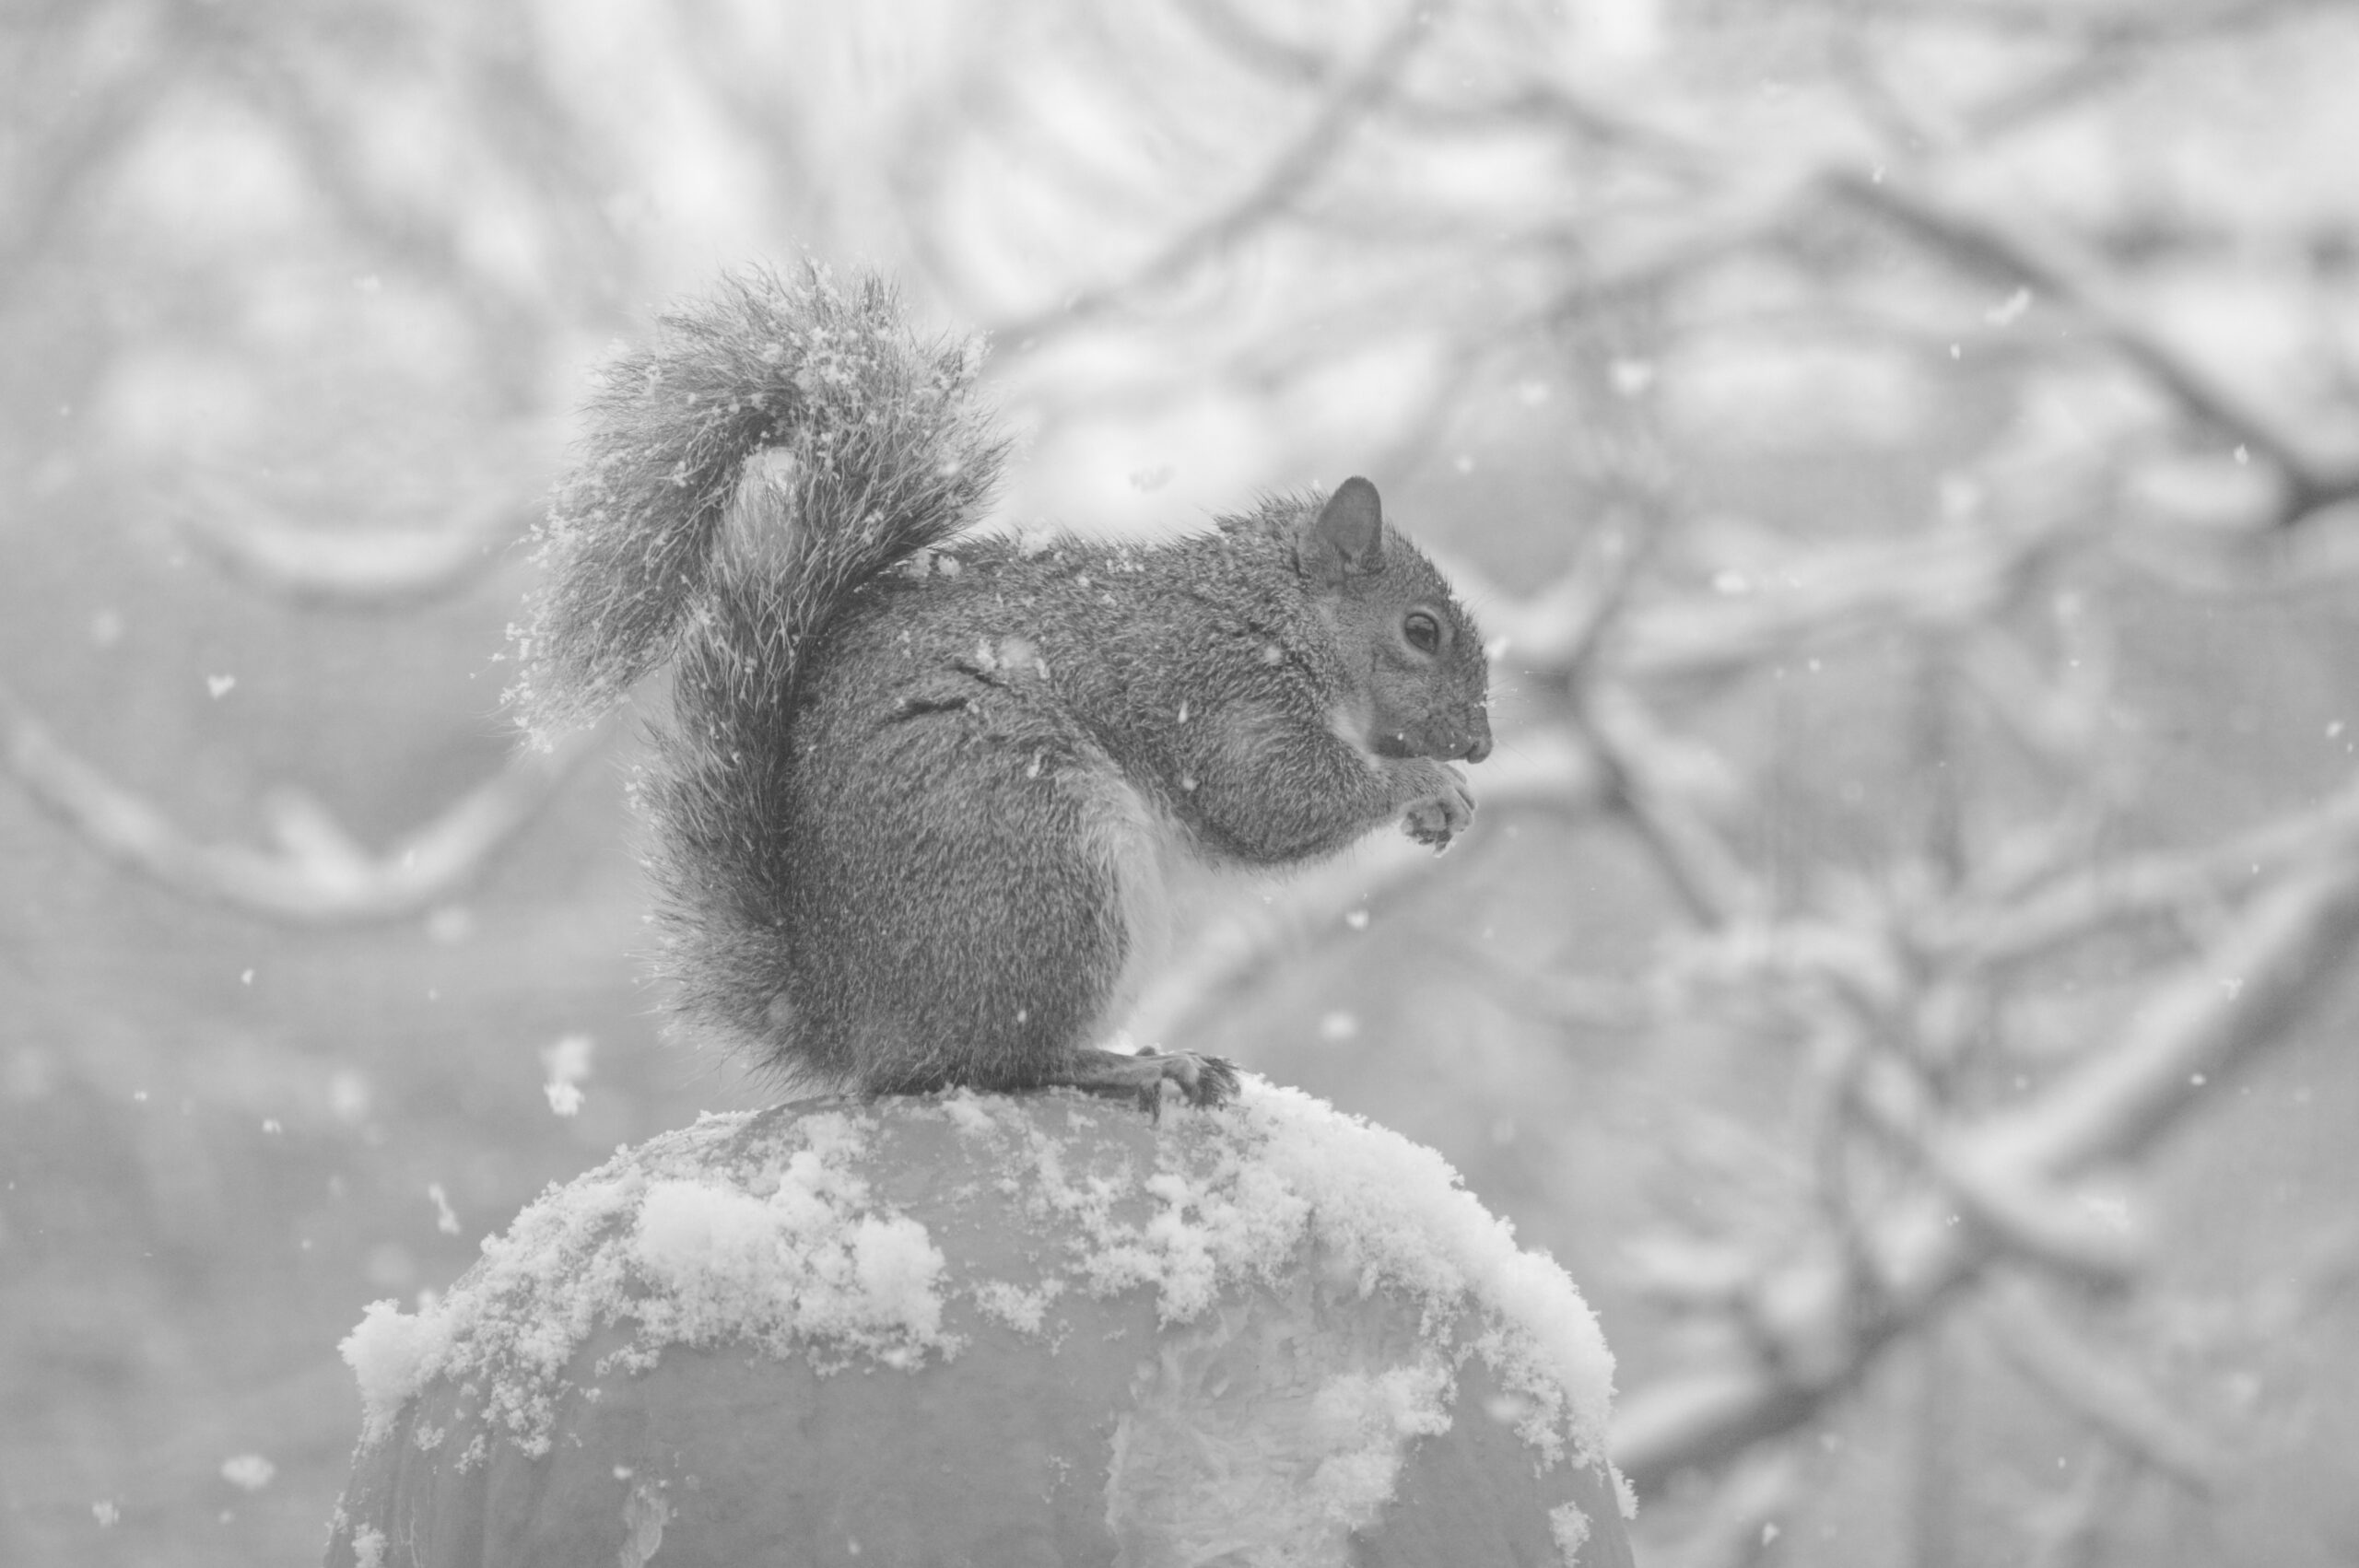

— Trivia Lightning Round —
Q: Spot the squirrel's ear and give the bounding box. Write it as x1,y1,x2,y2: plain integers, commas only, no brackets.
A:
1300,477,1386,588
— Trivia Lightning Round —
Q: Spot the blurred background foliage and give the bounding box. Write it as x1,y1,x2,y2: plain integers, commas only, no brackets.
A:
6,0,2359,1562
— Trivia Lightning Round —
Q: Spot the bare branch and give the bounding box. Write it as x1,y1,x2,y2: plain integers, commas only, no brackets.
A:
988,1,1436,345
1604,521,2060,684
1939,772,2359,969
1169,0,1324,85
1831,169,2359,522
1773,0,2328,41
0,678,607,924
0,39,162,286
172,469,534,612
1616,1360,1854,1493
1848,1051,2148,1283
1977,854,2359,1178
1524,162,1826,322
1976,1276,2228,1492
1615,846,2359,1487
2112,497,2359,593
189,6,559,376
1575,682,1765,927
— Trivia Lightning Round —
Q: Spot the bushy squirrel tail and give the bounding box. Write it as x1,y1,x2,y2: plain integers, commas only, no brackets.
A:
510,263,1009,743
510,265,1009,1065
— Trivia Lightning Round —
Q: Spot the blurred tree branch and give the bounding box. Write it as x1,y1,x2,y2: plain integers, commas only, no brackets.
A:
987,1,1437,345
1832,169,2359,523
1614,846,2359,1486
1975,1275,2226,1492
0,676,605,924
170,466,538,612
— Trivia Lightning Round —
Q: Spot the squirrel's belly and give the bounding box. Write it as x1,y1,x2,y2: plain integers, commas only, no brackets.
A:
1066,764,1198,1044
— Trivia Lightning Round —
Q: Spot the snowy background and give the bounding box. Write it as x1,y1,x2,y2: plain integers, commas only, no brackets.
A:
6,0,2359,1562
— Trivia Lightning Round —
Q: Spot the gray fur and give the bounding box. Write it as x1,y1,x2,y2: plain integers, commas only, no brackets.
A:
513,266,1492,1101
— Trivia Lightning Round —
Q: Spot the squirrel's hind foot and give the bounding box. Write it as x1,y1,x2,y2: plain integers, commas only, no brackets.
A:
1064,1047,1239,1118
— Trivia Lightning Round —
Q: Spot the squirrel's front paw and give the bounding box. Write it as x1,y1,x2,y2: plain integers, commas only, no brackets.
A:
1402,770,1473,851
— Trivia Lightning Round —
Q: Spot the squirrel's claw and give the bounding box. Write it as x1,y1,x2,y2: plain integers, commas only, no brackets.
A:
1157,1049,1239,1113
1134,1047,1242,1119
1070,1046,1240,1118
1191,1052,1242,1105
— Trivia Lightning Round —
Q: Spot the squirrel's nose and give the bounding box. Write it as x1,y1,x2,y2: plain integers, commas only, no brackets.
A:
1462,714,1493,764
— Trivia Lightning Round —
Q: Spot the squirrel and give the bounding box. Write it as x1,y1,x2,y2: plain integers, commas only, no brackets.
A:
511,265,1492,1112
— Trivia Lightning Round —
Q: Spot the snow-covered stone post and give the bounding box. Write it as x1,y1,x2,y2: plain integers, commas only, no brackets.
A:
326,1080,1633,1566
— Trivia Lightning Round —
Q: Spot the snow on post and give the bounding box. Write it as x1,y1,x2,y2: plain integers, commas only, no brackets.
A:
325,1078,1633,1566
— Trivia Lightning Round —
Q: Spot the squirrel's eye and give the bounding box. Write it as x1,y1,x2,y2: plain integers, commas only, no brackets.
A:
1403,611,1441,654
